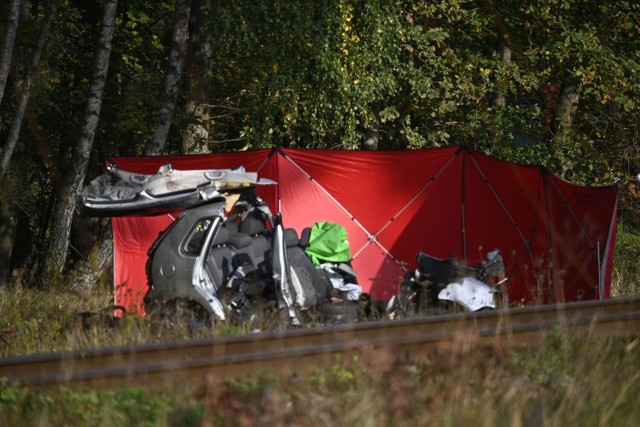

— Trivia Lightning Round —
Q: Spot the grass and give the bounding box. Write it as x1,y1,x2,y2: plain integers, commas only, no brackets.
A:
1,225,639,426
1,331,639,426
0,283,242,358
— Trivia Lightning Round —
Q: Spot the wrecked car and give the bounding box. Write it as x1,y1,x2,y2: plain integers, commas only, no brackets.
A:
397,250,508,314
78,163,368,327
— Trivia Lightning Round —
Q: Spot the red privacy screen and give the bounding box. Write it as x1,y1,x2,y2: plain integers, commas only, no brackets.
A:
108,147,618,315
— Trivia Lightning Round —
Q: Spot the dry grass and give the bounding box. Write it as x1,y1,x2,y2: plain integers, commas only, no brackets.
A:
0,283,224,358
1,329,639,426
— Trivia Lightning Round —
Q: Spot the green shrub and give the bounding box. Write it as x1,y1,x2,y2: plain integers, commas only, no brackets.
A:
612,226,640,297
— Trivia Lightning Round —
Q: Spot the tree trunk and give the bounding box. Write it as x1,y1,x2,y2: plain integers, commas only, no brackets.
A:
183,102,211,154
553,83,581,131
0,1,57,179
552,83,581,174
183,0,212,154
145,0,192,155
493,44,511,108
45,0,117,275
0,0,21,106
361,127,379,150
0,202,18,283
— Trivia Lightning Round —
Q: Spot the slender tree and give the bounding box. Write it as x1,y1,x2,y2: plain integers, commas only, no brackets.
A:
0,0,21,106
0,0,23,283
183,0,212,154
144,0,192,155
0,1,57,179
45,0,118,275
493,44,511,109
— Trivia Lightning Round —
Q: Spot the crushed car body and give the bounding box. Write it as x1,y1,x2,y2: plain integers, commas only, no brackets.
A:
78,163,276,217
78,163,372,327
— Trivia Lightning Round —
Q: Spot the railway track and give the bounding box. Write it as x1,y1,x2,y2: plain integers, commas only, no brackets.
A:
2,297,639,391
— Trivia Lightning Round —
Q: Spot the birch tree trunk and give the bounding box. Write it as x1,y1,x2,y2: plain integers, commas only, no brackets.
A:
183,0,212,155
0,0,21,106
145,0,192,156
45,0,118,275
0,1,57,179
553,83,581,174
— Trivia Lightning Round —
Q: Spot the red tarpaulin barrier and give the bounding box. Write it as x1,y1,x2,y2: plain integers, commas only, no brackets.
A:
108,147,618,315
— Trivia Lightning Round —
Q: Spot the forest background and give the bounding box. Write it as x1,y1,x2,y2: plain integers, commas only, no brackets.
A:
0,0,639,290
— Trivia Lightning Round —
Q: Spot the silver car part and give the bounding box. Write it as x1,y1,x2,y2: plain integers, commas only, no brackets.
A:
272,222,301,325
192,215,226,320
438,276,497,312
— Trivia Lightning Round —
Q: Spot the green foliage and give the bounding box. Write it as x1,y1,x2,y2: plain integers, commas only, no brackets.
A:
183,0,639,185
0,381,179,426
225,371,279,397
102,1,170,156
202,0,506,150
307,363,363,390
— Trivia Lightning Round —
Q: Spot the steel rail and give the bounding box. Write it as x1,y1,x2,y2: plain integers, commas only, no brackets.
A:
2,297,639,391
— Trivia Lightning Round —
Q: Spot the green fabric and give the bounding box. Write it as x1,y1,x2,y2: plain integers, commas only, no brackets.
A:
304,221,352,266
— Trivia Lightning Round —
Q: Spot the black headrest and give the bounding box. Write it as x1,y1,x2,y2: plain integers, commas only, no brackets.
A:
284,228,299,247
240,214,266,235
300,227,312,247
212,227,229,245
